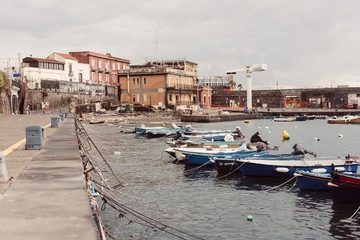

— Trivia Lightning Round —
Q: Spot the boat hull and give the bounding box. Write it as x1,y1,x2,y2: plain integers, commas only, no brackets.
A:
235,159,358,177
330,173,360,203
296,171,331,191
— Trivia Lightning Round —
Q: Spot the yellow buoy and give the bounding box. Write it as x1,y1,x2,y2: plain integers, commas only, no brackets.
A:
282,130,290,140
244,120,249,123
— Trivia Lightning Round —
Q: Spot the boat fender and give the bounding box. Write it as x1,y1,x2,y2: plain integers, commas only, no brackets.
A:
311,168,327,173
328,182,339,187
338,134,343,138
293,172,301,177
334,167,346,172
209,158,215,163
275,167,289,173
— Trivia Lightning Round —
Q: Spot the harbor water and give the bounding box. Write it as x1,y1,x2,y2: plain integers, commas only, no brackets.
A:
84,119,360,239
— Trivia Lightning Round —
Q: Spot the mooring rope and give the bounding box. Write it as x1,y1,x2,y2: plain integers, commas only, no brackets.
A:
265,176,297,192
216,160,246,179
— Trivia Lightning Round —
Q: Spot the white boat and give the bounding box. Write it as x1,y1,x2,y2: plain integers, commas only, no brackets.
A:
273,117,295,122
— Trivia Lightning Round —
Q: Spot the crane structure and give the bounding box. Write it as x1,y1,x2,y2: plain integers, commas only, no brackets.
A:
227,64,267,110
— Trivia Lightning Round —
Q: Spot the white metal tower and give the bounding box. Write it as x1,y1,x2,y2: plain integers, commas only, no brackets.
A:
227,64,267,110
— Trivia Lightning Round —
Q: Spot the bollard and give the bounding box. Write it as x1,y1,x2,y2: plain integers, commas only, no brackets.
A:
42,127,47,138
0,151,9,181
25,126,43,150
65,112,69,118
51,117,58,128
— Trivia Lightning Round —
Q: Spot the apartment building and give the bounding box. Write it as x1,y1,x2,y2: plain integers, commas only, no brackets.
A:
70,51,130,86
117,59,212,108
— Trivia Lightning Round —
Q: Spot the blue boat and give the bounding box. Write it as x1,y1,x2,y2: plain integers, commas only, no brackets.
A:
135,123,189,134
183,151,263,167
214,154,305,174
173,146,259,166
294,171,332,191
295,116,307,121
229,158,359,177
186,139,246,148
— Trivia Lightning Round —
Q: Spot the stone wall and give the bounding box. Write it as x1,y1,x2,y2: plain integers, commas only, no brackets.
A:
26,90,114,110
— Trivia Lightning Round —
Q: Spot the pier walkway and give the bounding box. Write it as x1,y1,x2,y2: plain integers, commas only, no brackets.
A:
0,113,97,240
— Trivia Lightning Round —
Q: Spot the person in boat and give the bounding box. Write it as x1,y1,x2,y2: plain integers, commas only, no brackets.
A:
250,132,269,145
291,143,317,157
256,141,279,152
235,126,245,139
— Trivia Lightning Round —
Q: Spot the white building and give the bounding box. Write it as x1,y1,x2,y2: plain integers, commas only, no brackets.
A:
47,52,90,84
22,53,90,90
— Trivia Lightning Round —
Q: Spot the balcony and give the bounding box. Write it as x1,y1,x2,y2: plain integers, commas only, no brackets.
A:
11,80,20,89
166,84,198,90
98,67,105,72
105,68,112,73
91,66,98,71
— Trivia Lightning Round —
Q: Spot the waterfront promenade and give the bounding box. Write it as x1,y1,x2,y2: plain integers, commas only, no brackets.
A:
0,111,97,240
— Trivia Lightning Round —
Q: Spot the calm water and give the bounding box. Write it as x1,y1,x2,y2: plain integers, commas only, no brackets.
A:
84,119,360,240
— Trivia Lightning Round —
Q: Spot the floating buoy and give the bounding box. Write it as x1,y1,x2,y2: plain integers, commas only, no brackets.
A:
114,151,121,155
161,123,166,127
247,215,253,222
265,126,269,129
282,130,290,140
314,137,320,141
268,131,272,133
244,120,249,123
338,134,343,138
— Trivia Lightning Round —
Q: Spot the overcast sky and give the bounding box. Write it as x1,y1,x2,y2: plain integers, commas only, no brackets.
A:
1,0,360,89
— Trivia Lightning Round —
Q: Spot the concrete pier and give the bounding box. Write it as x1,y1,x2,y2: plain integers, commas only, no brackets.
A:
0,113,97,240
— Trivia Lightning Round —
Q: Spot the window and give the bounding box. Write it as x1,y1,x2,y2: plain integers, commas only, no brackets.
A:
106,74,109,84
69,63,72,73
92,59,95,66
39,62,43,68
143,77,146,85
143,94,147,102
204,96,206,103
169,94,172,101
132,95,136,102
137,78,140,85
112,75,116,84
113,63,115,70
133,78,135,85
99,60,102,68
137,95,140,102
99,73,102,82
92,72,95,82
106,62,109,69
79,73,83,83
118,64,120,70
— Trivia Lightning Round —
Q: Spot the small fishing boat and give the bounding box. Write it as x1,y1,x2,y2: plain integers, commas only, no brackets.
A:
327,115,360,124
295,116,307,121
294,171,332,191
295,156,360,191
173,146,253,165
214,154,305,174
273,117,295,122
329,172,360,203
179,133,239,142
228,158,359,178
135,123,190,134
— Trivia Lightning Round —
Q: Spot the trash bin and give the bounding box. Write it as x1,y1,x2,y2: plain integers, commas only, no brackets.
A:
51,117,58,128
26,126,43,150
59,114,64,121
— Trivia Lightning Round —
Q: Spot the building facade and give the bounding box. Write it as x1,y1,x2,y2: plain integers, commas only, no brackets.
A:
118,59,202,108
69,51,130,86
197,75,232,87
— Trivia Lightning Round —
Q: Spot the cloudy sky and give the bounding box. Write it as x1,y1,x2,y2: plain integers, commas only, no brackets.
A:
1,0,360,89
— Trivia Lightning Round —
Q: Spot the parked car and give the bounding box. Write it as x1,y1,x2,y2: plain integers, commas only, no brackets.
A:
345,103,354,109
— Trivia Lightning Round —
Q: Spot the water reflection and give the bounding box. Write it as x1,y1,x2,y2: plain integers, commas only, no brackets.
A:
330,203,360,239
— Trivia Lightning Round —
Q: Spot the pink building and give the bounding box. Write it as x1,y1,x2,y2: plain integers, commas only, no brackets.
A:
69,51,130,86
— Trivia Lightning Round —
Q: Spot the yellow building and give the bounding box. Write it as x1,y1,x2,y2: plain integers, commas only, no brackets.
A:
118,59,199,109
